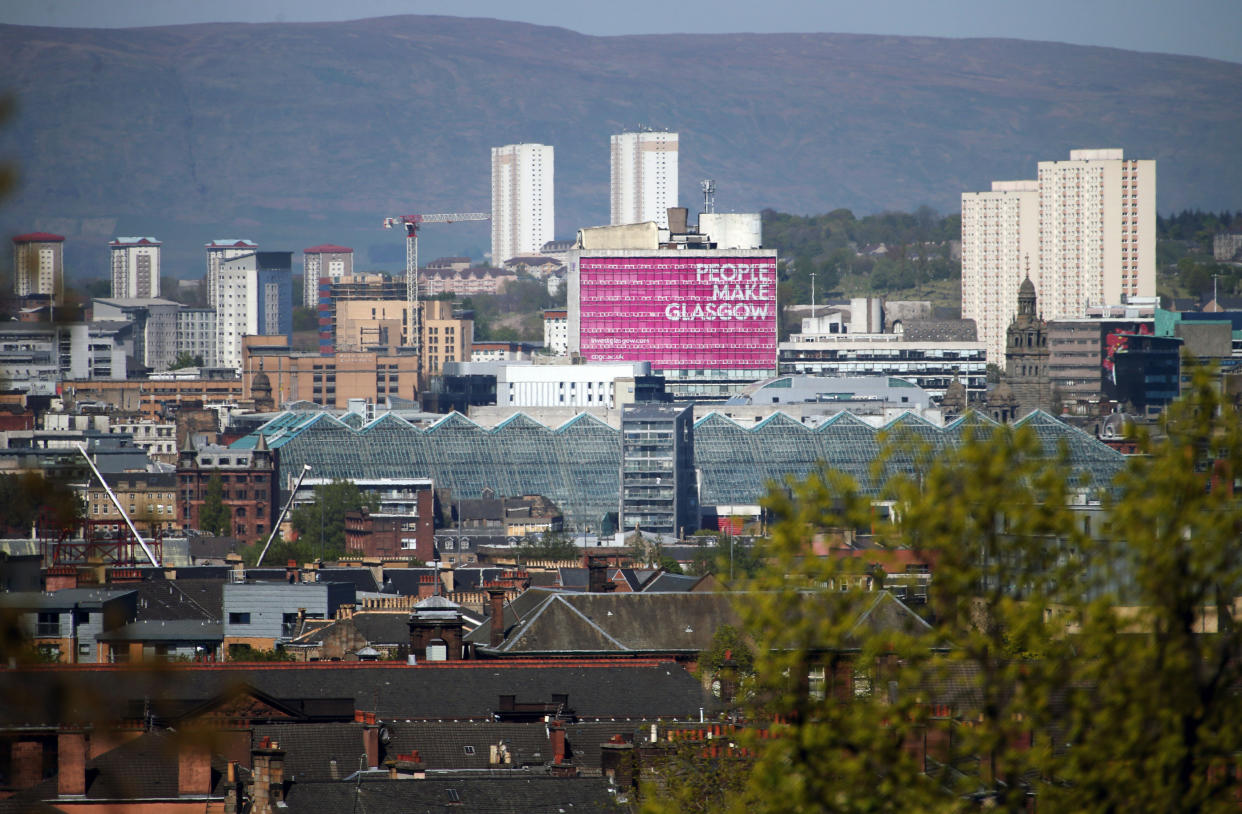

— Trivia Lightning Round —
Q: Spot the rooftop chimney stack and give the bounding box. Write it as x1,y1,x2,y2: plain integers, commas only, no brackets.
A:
487,586,507,648
57,729,88,798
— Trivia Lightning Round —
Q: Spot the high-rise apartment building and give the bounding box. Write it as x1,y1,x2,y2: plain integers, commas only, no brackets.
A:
961,181,1040,365
302,244,353,309
109,237,161,299
12,232,65,301
610,131,679,228
491,143,554,267
961,149,1155,367
213,251,292,371
205,239,258,306
1037,149,1155,320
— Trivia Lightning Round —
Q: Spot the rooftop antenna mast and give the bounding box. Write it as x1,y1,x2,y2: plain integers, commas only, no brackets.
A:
700,180,716,215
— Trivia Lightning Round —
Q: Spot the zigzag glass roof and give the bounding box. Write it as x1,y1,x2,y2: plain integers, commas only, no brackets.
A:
234,409,1126,529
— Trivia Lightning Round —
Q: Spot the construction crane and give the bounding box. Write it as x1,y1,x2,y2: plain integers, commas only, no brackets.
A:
382,212,488,358
382,212,488,301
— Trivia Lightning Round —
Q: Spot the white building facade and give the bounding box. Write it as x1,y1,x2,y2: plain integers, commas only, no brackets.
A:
205,239,258,308
499,361,652,408
213,252,292,371
610,131,679,228
961,180,1040,366
491,143,554,267
302,244,353,310
543,309,568,355
109,237,161,299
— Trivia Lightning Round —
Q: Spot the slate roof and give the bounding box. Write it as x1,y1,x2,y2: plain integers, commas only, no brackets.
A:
130,578,223,621
0,729,226,809
466,589,742,655
317,568,379,594
280,776,624,814
253,720,651,776
452,567,508,592
0,661,720,726
641,573,705,593
96,619,222,642
295,611,410,646
381,567,443,595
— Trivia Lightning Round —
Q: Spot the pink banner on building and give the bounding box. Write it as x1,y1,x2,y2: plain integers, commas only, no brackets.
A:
578,256,778,370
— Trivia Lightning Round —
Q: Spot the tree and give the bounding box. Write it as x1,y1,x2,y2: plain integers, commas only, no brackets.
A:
198,473,231,536
168,350,203,370
1044,368,1242,813
289,479,378,558
515,529,579,563
648,373,1242,813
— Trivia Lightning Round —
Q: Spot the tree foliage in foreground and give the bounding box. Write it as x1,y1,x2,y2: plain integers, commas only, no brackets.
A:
646,368,1242,813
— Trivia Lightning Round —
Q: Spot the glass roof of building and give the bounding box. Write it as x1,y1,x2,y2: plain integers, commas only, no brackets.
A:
233,409,1126,529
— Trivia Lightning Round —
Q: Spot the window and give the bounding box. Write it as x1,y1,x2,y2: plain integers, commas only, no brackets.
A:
36,612,59,637
282,613,299,637
228,612,251,625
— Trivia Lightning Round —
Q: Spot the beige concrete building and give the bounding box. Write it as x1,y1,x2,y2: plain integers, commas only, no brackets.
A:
962,149,1155,367
421,299,472,377
961,180,1039,366
242,336,421,408
336,299,418,351
1037,149,1156,319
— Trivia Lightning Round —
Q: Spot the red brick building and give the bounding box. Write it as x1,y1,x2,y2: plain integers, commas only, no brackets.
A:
344,487,435,562
177,435,278,545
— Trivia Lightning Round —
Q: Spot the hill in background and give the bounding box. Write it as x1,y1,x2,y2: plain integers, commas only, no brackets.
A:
0,16,1239,278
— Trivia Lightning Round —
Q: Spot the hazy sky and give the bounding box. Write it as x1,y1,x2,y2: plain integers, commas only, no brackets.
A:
4,0,1240,64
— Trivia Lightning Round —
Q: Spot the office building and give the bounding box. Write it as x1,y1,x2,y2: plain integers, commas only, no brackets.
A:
109,237,161,299
779,299,986,400
12,232,64,301
205,239,258,307
611,131,679,228
499,361,660,409
491,143,554,266
568,215,778,400
241,336,421,409
961,181,1039,365
213,251,292,371
619,403,697,539
176,307,217,368
302,244,353,310
91,297,182,371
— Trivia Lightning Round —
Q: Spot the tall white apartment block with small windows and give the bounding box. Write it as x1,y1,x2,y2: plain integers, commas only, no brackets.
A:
962,149,1155,365
302,244,353,309
12,233,64,301
491,143,554,267
1037,149,1155,321
205,239,258,307
961,180,1040,365
109,237,161,299
610,131,678,228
